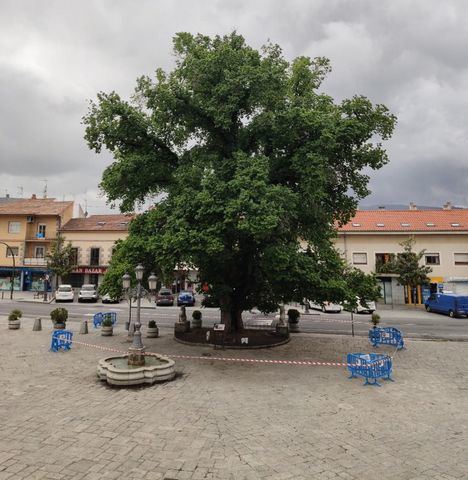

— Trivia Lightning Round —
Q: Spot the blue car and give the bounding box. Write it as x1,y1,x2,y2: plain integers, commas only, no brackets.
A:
177,291,195,307
425,293,468,318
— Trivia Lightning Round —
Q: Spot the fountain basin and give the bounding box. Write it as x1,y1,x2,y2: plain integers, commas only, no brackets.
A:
97,354,175,386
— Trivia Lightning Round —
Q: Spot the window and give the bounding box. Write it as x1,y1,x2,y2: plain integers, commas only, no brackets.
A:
376,223,385,227
451,223,461,227
8,221,21,233
70,248,79,265
352,252,367,265
454,253,468,265
37,224,46,238
425,253,440,265
35,246,45,258
352,223,361,227
426,223,435,227
90,248,100,266
6,246,19,257
401,223,410,227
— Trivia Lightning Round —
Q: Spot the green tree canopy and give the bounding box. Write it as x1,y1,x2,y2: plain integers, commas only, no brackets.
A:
379,237,432,287
84,32,395,331
46,234,76,286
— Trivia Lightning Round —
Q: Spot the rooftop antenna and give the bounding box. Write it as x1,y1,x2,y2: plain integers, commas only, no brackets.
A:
84,190,88,217
42,179,48,198
17,186,24,198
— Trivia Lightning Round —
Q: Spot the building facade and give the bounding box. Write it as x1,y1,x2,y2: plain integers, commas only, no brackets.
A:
60,215,132,287
0,196,74,291
336,208,468,304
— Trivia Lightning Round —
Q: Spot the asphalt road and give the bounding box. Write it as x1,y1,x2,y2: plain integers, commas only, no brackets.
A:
1,299,467,340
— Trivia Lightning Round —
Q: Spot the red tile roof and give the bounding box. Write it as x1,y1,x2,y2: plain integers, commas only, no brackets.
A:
0,199,73,216
61,214,133,231
339,210,468,232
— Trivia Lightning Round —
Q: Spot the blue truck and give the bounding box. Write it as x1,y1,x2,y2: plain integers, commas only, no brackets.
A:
424,293,468,318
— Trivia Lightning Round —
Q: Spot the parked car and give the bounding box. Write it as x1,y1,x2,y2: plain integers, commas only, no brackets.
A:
55,284,74,302
344,297,376,314
309,301,342,313
177,291,195,307
78,284,98,303
102,293,121,304
425,293,468,318
156,288,174,306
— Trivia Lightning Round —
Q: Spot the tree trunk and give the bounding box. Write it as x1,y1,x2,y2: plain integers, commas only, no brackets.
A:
220,296,244,333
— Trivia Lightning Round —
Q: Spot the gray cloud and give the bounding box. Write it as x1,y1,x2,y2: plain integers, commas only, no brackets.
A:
1,0,468,212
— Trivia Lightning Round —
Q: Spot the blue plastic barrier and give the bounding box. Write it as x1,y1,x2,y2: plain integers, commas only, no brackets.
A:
50,330,73,352
369,327,404,350
347,352,393,386
93,312,117,328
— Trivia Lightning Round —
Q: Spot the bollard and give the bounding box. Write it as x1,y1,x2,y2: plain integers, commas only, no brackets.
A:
32,317,42,331
79,320,89,335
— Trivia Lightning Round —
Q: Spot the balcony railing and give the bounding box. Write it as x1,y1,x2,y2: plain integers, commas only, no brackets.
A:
23,258,47,266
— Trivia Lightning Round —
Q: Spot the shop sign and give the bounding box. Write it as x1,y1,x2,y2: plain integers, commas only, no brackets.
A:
72,267,107,274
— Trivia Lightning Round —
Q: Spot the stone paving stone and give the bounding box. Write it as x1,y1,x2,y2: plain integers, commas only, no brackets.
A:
1,326,467,479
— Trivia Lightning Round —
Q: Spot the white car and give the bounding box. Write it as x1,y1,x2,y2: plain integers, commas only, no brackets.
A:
309,301,342,313
55,284,74,302
345,297,376,314
78,284,98,303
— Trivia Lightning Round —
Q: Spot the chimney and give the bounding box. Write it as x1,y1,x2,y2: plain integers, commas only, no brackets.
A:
31,194,37,200
378,205,385,210
5,193,9,198
409,202,417,210
443,201,452,210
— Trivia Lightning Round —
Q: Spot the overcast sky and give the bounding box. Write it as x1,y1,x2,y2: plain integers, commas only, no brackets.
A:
1,0,468,213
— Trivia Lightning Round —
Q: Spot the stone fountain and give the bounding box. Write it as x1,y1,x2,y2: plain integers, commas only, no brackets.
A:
97,267,175,386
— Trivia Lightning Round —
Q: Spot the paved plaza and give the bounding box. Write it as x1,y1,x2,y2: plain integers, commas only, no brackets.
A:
0,320,467,480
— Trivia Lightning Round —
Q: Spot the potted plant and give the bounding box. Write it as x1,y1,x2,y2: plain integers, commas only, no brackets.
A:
146,319,159,338
50,307,68,329
101,315,113,336
371,312,381,329
287,308,300,332
8,309,22,330
192,310,202,329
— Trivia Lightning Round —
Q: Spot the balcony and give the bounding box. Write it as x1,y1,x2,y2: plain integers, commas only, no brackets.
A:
23,258,47,266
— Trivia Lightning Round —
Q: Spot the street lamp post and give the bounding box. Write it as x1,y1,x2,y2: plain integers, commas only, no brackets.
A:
122,273,132,334
122,264,157,366
0,242,16,300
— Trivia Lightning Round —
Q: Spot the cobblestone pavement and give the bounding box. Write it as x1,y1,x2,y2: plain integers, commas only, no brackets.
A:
0,321,467,480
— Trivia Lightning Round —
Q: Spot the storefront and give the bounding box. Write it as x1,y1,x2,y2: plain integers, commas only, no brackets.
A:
65,266,107,288
0,267,51,292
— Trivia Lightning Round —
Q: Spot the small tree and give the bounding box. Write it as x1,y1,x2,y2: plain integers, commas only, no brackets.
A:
46,235,76,288
379,237,431,302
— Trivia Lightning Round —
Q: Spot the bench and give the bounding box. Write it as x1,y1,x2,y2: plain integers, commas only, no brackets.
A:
50,330,73,352
369,327,404,350
347,352,393,386
93,312,117,328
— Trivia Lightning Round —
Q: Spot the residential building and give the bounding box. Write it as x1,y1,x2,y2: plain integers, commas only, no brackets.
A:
60,214,132,287
336,206,468,304
0,196,74,291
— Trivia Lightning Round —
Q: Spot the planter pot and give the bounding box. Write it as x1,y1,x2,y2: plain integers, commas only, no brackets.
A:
101,325,113,337
192,318,202,329
146,326,159,338
8,319,21,330
288,321,299,333
54,323,66,330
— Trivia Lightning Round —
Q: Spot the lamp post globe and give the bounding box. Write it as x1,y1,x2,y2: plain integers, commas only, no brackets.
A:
122,273,131,290
135,264,144,281
148,272,158,292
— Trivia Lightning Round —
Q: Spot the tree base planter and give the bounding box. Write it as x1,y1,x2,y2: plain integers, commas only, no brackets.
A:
8,320,21,330
174,327,290,349
101,326,113,336
97,354,176,386
276,324,289,336
146,326,159,338
174,321,190,333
